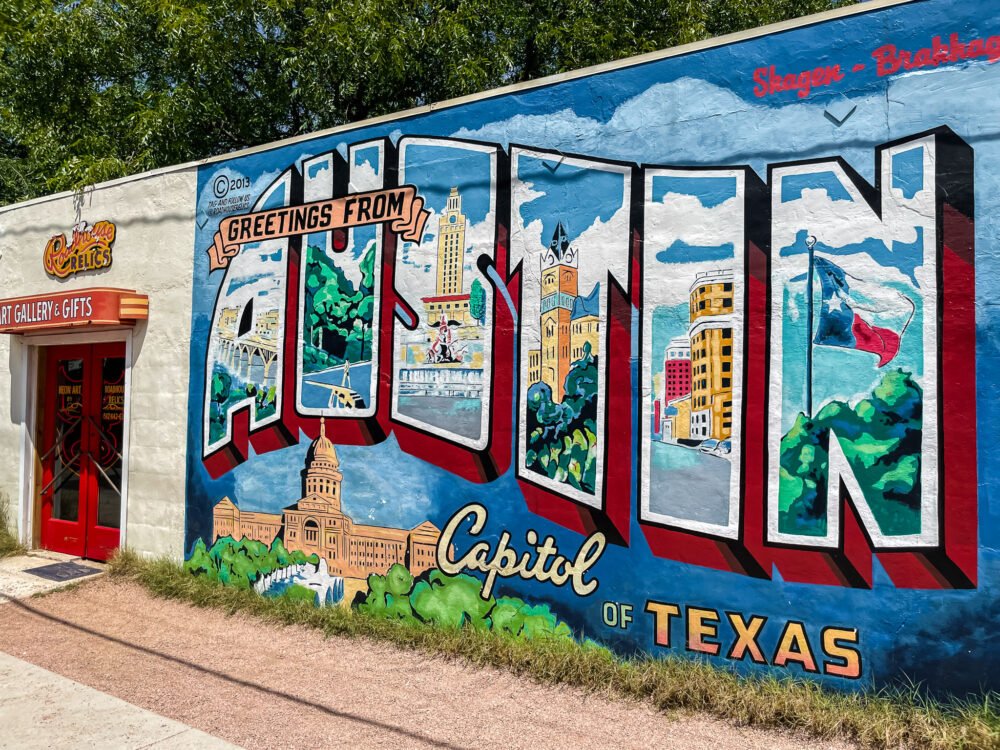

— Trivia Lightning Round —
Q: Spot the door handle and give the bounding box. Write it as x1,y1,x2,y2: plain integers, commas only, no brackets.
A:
85,416,123,463
39,448,84,496
87,452,122,497
38,417,83,463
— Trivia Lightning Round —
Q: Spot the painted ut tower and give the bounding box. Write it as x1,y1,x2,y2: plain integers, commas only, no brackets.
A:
539,223,579,403
436,187,467,296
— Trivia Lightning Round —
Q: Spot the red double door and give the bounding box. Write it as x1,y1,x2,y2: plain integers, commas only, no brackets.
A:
40,343,126,561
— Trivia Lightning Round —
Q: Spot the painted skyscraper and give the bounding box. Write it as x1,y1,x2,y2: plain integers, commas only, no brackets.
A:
436,186,466,296
538,223,579,402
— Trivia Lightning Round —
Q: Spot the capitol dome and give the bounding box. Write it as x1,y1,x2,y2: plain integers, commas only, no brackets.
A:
308,417,339,467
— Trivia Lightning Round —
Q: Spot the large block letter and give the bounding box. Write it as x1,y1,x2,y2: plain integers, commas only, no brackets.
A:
639,166,768,577
203,168,300,476
510,147,635,543
296,140,393,446
766,129,975,588
391,137,512,481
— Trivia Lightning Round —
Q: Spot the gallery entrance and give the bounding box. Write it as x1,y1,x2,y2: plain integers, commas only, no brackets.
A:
39,343,126,561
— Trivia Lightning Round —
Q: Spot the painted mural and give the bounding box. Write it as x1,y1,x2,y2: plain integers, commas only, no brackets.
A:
185,0,999,694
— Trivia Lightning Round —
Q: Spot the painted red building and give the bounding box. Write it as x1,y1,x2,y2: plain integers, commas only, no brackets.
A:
663,336,692,402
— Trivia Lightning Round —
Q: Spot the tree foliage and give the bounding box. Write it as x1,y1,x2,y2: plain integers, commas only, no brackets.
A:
303,242,376,371
0,0,854,204
469,278,487,325
525,343,599,493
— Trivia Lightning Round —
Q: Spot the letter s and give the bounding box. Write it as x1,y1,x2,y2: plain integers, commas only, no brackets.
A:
753,68,768,97
822,627,861,679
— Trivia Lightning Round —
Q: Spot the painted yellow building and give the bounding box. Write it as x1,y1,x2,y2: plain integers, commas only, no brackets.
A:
254,309,280,339
688,269,735,441
538,223,579,402
570,314,599,361
212,418,445,579
663,395,692,440
419,186,473,330
422,295,472,326
527,349,541,385
436,186,467,296
217,306,239,336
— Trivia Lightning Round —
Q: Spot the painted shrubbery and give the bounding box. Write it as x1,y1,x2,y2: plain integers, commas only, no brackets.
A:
779,368,922,536
358,564,573,639
185,536,319,588
524,344,600,494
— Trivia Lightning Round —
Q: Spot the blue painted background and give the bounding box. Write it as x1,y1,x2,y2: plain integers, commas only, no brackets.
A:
185,0,1000,694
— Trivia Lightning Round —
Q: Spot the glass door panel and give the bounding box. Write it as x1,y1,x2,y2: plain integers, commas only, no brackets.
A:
40,350,89,557
96,355,125,528
40,343,126,561
52,357,85,522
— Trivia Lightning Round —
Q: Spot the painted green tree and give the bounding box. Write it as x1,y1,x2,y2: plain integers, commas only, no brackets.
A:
303,243,375,372
779,368,922,537
524,343,599,494
185,535,318,588
469,278,487,325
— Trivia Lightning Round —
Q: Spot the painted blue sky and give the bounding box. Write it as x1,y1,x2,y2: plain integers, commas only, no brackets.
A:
652,175,736,207
354,145,382,176
648,173,740,264
402,144,492,222
892,147,923,199
517,156,625,247
781,171,852,202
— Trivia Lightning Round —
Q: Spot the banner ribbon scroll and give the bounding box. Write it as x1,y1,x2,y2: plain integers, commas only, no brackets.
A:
206,185,430,272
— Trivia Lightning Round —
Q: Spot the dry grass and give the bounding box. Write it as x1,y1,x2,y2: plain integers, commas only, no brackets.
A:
108,549,999,750
0,496,25,558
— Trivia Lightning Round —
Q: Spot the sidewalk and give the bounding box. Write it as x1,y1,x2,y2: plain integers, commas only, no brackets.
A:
0,577,856,750
0,551,105,602
0,651,239,749
0,554,238,749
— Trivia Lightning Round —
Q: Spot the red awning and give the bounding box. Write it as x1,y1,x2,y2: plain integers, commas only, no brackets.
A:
0,288,149,334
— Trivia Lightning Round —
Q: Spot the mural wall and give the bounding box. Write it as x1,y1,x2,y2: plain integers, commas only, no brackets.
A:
185,0,999,693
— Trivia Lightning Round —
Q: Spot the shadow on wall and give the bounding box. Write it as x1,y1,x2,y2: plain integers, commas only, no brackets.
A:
885,559,1000,697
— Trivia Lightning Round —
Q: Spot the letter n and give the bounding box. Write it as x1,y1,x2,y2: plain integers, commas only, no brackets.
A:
766,128,976,588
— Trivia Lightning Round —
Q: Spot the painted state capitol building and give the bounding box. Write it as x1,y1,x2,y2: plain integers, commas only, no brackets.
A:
212,419,444,578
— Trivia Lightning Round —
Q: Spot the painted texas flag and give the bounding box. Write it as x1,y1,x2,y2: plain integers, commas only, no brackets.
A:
813,257,914,367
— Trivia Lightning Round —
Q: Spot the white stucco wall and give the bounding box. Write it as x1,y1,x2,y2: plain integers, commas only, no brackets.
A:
0,169,197,558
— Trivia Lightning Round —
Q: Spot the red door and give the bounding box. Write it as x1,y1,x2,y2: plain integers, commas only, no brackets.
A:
40,343,126,561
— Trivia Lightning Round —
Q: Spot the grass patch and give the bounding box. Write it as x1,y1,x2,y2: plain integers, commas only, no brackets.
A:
108,549,998,750
0,496,25,558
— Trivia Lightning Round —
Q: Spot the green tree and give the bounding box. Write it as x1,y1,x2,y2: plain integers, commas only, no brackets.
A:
357,564,575,639
778,369,922,537
185,534,319,587
303,243,375,371
525,343,599,493
469,278,487,325
0,0,855,203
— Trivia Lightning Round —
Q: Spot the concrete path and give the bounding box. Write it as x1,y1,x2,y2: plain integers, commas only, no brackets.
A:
0,578,857,750
0,651,239,749
0,551,105,602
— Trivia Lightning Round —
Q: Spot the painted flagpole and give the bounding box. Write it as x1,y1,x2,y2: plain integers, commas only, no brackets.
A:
805,234,817,419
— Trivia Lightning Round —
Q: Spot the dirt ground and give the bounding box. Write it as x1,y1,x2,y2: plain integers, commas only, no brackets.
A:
0,579,856,750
